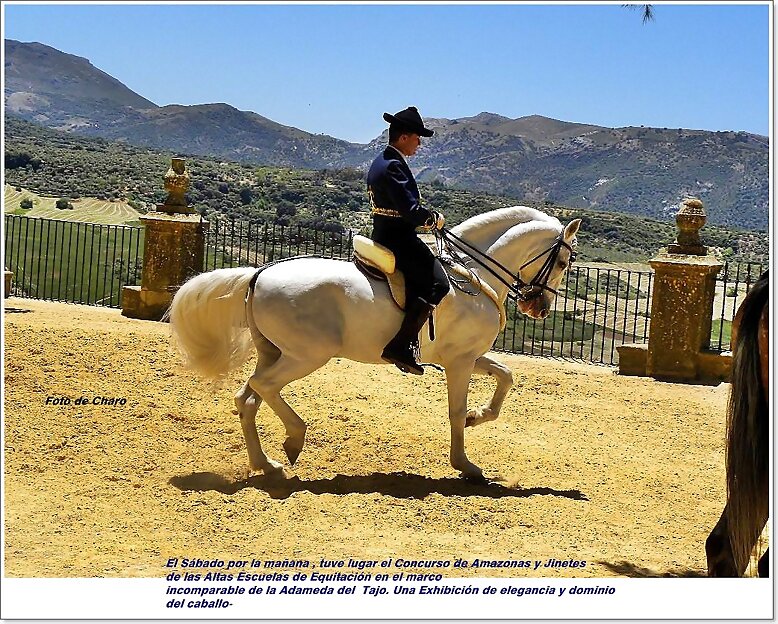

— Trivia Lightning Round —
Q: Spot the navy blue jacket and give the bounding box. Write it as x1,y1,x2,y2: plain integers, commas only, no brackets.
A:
365,147,450,305
367,147,434,240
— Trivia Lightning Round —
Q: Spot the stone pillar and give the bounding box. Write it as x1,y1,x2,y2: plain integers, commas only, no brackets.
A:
645,253,722,379
121,158,208,321
618,197,728,381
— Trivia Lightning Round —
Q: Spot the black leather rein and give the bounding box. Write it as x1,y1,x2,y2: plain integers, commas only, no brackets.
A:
435,227,576,302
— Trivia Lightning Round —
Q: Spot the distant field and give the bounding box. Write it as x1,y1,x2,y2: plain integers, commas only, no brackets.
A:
5,210,145,307
3,184,141,225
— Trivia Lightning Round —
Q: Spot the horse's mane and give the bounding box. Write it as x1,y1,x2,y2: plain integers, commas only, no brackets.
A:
451,206,560,251
725,269,769,574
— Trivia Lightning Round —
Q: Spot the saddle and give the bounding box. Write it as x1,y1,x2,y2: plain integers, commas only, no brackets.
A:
352,235,408,310
352,235,507,331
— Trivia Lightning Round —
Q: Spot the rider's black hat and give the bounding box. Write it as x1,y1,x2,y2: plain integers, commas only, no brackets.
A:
383,106,434,137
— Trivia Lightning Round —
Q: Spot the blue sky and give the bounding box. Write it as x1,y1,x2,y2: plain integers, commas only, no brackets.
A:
3,2,772,143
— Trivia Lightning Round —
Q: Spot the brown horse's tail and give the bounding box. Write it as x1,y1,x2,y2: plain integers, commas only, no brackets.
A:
726,270,769,574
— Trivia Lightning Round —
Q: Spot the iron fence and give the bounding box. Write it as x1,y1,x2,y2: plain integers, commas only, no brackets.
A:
493,265,655,365
4,214,144,307
204,218,353,270
3,214,765,363
710,260,767,352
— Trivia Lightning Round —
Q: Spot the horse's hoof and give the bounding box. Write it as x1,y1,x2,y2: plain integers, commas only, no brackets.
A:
264,466,291,480
456,463,487,483
262,459,286,475
283,439,304,465
466,407,495,428
462,472,489,485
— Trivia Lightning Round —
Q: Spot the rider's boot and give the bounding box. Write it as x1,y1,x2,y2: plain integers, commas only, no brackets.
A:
381,297,434,375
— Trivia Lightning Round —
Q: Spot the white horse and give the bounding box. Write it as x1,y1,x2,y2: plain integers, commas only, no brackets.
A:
168,206,581,480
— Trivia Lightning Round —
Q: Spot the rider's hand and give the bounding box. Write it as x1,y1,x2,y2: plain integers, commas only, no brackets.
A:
434,211,445,230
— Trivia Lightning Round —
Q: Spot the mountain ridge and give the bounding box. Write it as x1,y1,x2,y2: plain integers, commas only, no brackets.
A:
3,39,769,230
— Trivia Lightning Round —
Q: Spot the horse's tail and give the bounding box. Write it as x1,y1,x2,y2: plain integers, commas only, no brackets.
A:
166,267,258,380
726,270,769,574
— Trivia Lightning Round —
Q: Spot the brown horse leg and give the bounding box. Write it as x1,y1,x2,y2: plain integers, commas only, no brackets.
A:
758,548,769,578
706,504,739,577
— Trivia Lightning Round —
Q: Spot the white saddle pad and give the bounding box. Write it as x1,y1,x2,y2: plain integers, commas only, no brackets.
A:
353,235,407,309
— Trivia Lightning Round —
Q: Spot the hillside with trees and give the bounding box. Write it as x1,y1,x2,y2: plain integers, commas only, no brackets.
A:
4,117,767,264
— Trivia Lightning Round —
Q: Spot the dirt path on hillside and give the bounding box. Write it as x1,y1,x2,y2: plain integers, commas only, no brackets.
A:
3,298,761,579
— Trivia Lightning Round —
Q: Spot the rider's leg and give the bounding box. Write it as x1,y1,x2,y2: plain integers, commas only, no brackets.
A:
381,247,450,375
381,296,435,375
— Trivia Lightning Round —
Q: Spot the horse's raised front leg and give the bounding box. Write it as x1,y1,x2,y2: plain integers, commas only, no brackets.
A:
706,504,739,577
248,354,329,466
233,379,284,475
444,361,483,479
466,354,514,428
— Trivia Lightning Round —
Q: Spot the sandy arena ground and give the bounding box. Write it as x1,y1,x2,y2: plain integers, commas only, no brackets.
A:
2,297,754,578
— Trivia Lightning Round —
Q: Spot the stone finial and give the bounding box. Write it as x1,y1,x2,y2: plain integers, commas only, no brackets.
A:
668,196,707,255
160,157,193,214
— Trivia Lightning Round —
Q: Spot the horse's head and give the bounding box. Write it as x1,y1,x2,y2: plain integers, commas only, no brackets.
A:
516,219,582,320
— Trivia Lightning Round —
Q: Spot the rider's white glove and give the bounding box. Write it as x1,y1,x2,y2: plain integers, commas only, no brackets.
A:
434,211,445,230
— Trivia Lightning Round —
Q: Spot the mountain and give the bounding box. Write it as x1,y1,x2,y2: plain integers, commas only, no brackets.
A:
3,40,362,168
4,39,157,130
404,115,769,230
4,39,769,230
88,103,363,168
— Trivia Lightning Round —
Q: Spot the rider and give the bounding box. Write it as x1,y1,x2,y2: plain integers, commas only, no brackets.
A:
367,106,450,375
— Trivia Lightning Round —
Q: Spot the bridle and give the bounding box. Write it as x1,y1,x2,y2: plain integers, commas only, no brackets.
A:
434,227,576,303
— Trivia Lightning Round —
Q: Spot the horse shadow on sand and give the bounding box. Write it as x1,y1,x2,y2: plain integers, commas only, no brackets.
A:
169,471,589,502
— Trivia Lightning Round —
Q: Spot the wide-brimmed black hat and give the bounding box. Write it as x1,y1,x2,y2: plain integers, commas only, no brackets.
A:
383,106,434,137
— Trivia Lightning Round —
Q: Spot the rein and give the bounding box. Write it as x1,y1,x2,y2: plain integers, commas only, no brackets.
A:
245,228,576,307
434,227,576,302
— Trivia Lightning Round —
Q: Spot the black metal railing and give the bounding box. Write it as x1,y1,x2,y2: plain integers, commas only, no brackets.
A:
204,218,353,270
3,213,764,363
493,264,654,365
4,215,144,307
710,260,767,352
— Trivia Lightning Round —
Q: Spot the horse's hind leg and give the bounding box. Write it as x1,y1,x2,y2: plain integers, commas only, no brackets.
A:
234,378,283,475
234,336,284,474
466,355,514,428
248,354,330,465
